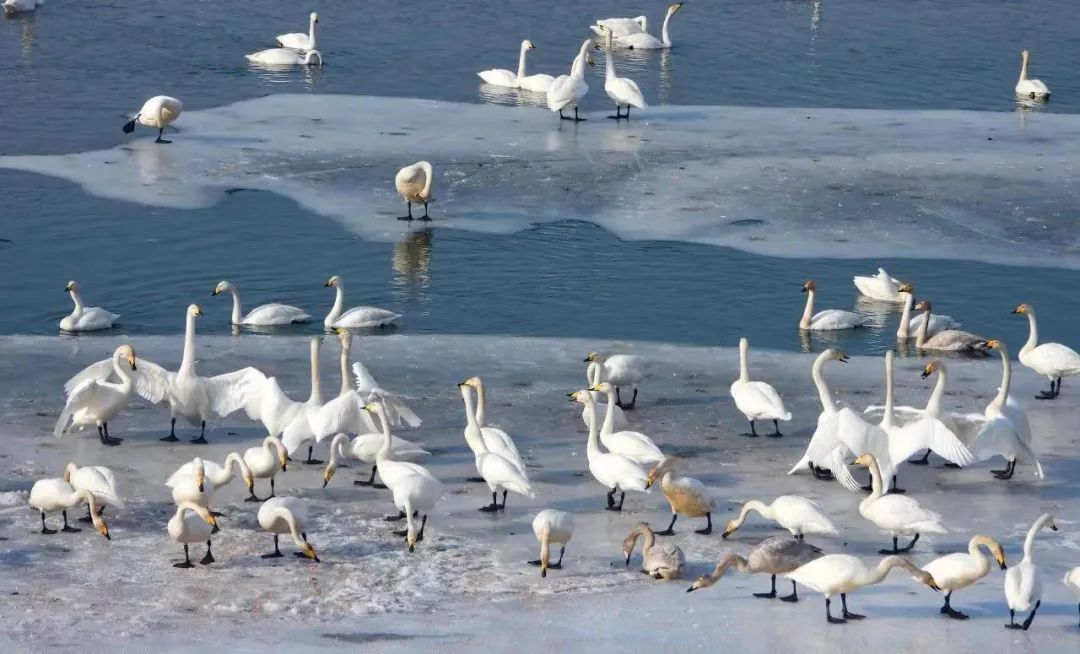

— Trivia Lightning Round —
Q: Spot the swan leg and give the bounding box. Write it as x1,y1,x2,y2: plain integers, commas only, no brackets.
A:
626,106,631,120
753,574,778,599
189,421,208,445
767,419,783,438
155,127,171,144
809,463,835,481
199,541,215,565
940,591,968,619
616,491,626,511
605,487,617,510
354,465,378,486
174,543,194,568
61,511,81,533
97,424,121,446
573,107,585,122
397,202,414,221
102,422,122,443
825,598,846,624
40,511,56,535
262,534,285,559
479,492,500,512
607,105,624,120
384,510,406,522
416,515,427,542
908,449,932,465
1021,601,1041,631
419,202,431,221
886,475,907,494
498,489,508,510
840,594,864,620
656,514,678,536
548,545,565,569
161,418,179,442
695,513,713,536
897,533,920,553
1005,608,1022,629
879,535,901,555
778,581,799,603
1036,377,1060,400
303,445,323,465
267,477,276,498
992,460,1016,480
741,420,760,438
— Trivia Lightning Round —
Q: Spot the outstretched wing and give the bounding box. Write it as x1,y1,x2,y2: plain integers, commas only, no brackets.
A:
891,417,974,466
205,367,267,417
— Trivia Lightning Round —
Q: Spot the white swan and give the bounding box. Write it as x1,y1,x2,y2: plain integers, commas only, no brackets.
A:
395,161,434,221
246,48,323,66
1015,50,1050,100
59,280,118,331
547,39,593,121
589,382,663,464
623,522,684,580
280,336,328,463
969,340,1043,480
63,463,122,522
168,501,217,567
1013,303,1080,399
276,11,318,51
598,26,646,120
914,300,988,352
787,349,861,491
852,267,901,302
166,453,256,506
647,457,714,535
731,337,791,438
1064,567,1080,627
64,304,267,443
3,0,43,17
612,3,683,50
212,280,310,326
688,537,824,601
55,344,138,446
1005,513,1057,630
322,429,429,488
258,496,319,561
460,383,534,511
353,359,421,428
799,280,867,330
722,495,838,540
895,283,959,339
28,478,111,538
478,39,554,93
583,360,628,432
921,535,1007,619
530,509,575,577
323,275,401,329
460,377,526,474
243,436,288,500
310,330,378,448
584,351,643,409
590,15,647,38
853,453,947,554
574,389,648,510
364,401,443,551
122,95,183,143
785,554,940,623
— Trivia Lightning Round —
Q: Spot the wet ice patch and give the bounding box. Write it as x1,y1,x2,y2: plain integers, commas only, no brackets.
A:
2,96,1079,267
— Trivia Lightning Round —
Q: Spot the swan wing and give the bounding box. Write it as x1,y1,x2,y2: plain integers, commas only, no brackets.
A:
205,367,268,417
593,17,646,36
481,453,535,497
970,415,1018,462
275,33,311,50
91,466,117,493
863,404,923,426
1029,343,1080,375
351,361,381,394
242,303,311,325
892,417,974,466
312,392,373,442
810,310,866,330
335,306,401,327
615,32,663,49
478,68,518,87
55,379,107,436
605,430,664,464
372,392,422,428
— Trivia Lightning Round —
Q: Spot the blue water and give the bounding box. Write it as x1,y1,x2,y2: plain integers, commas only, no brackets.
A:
2,0,1078,353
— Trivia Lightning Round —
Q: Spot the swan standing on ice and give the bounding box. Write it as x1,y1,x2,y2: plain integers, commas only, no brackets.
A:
853,453,946,554
28,478,112,538
460,376,527,478
167,454,256,508
3,0,44,17
55,344,138,446
63,463,121,522
60,281,118,332
584,352,643,409
623,523,684,580
787,349,860,489
1005,513,1057,630
122,96,183,144
590,15,647,38
598,26,646,120
547,40,594,121
573,389,648,511
323,275,401,329
242,436,288,500
258,496,319,562
1015,50,1050,100
477,40,554,93
583,361,628,432
589,382,663,463
799,280,868,330
731,337,791,438
322,429,429,488
281,336,327,464
852,267,901,302
921,535,1007,619
212,280,310,326
722,495,838,540
395,161,434,221
530,509,574,577
246,48,323,67
1013,303,1080,399
914,300,988,352
646,457,713,535
785,554,940,624
1064,567,1080,628
688,537,824,601
895,283,959,339
610,3,683,50
276,11,318,51
168,501,217,568
460,382,533,511
969,340,1043,480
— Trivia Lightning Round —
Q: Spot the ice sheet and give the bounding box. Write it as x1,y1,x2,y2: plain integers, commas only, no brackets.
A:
2,96,1080,268
0,334,1077,651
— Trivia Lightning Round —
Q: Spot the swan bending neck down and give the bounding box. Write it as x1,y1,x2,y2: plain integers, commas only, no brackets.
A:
687,537,824,601
394,162,435,221
169,501,217,568
921,534,1006,619
258,497,319,561
623,522,685,579
28,481,111,538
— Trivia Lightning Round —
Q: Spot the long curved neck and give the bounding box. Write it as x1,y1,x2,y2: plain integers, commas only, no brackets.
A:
571,41,590,80
897,292,913,338
328,284,344,322
661,9,674,46
517,42,529,79
179,310,197,374
863,557,911,587
882,354,895,425
864,458,885,499
968,537,993,575
1023,515,1051,560
338,339,351,397
70,489,99,513
539,528,551,566
738,340,750,382
800,290,815,329
328,433,349,467
734,500,771,529
710,554,749,581
604,33,615,80
308,16,317,49
276,508,306,548
638,527,656,553
1019,53,1029,83
112,351,134,392
461,388,487,453
474,382,487,427
990,347,1011,411
69,289,84,315
228,287,242,325
925,365,946,415
1021,310,1039,354
420,162,433,197
915,304,931,347
601,387,616,433
584,398,601,458
223,452,250,483
811,353,834,411
373,407,393,461
308,338,323,403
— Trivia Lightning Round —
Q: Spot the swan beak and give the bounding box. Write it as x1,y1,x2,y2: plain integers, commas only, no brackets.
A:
624,553,631,566
541,566,547,578
246,479,255,495
645,475,655,489
211,288,220,296
999,560,1008,571
64,283,74,292
323,279,334,287
322,469,333,488
98,523,111,540
280,457,288,471
928,579,942,592
127,354,137,371
720,530,732,540
837,353,849,363
920,370,931,379
686,585,697,593
1050,523,1059,531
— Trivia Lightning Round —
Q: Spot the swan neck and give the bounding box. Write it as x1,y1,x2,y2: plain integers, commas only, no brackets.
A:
811,353,834,411
866,557,906,587
991,347,1011,410
1023,514,1051,560
661,9,674,46
1019,53,1029,83
800,290,814,329
539,533,551,567
276,507,306,549
71,489,98,513
338,339,351,397
738,340,750,382
517,42,529,79
474,381,487,427
584,398,601,457
309,15,317,48
179,310,197,374
736,500,770,528
69,289,84,315
309,338,323,403
926,366,946,414
865,457,885,498
328,433,349,467
420,162,433,197
229,286,242,325
639,526,656,552
915,303,930,347
601,387,616,434
604,34,615,79
461,387,487,454
113,349,135,391
883,354,895,421
374,407,393,461
224,452,250,481
328,284,344,323
897,292,912,338
1021,310,1038,354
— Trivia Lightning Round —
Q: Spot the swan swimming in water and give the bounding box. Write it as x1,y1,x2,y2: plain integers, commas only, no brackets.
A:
608,3,683,50
323,275,401,329
1012,303,1080,400
477,40,554,93
589,15,647,38
212,280,310,326
3,0,44,17
1015,50,1050,100
122,96,183,144
852,267,901,302
913,300,987,353
60,281,118,332
246,48,323,67
276,11,318,51
799,280,868,330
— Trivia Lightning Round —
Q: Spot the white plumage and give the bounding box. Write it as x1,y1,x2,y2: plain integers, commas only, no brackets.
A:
1015,50,1050,99
722,495,837,539
55,345,138,445
212,280,309,326
607,3,682,50
275,12,318,51
1014,303,1080,399
59,280,118,332
799,280,867,330
730,337,791,437
246,48,322,66
122,96,183,143
854,453,946,554
547,40,593,119
257,496,319,561
323,275,401,329
531,509,575,577
575,390,648,511
852,267,901,302
598,26,646,119
1004,513,1057,630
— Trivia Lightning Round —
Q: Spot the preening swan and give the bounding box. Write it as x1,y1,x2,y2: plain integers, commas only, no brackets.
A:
246,48,323,67
212,280,310,326
1015,50,1050,100
921,535,1006,619
583,361,627,432
687,537,823,601
395,161,434,221
590,15,647,38
167,454,256,507
598,26,646,120
852,267,901,302
258,496,319,562
969,340,1043,480
731,337,791,437
1005,513,1057,630
646,457,713,535
573,389,648,511
722,495,838,540
460,383,533,511
787,349,860,491
55,344,138,446
243,436,288,500
168,501,217,568
28,478,111,538
478,40,554,93
1013,303,1080,399
530,509,575,577
785,554,940,624
547,39,594,121
623,523,684,580
60,280,118,332
1064,567,1080,627
323,275,401,329
276,11,318,51
3,0,44,17
914,300,987,352
799,280,868,331
895,283,959,339
610,3,683,50
63,463,122,522
853,453,947,554
589,383,663,464
122,95,183,144
322,429,429,488
460,376,527,476
584,352,643,409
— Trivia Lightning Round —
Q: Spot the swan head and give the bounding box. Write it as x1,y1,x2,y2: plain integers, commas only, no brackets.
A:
188,304,203,318
522,39,535,50
212,280,232,296
335,327,352,346
1011,303,1031,315
825,349,849,363
897,282,914,294
460,376,483,390
914,569,941,592
1020,49,1030,60
914,299,931,312
583,352,602,363
324,275,342,288
63,462,77,482
921,360,939,379
590,381,614,394
116,344,137,371
311,11,319,23
92,511,111,540
978,537,1007,570
686,573,717,593
302,541,320,562
322,460,337,488
568,389,593,405
801,280,816,293
64,280,78,292
851,453,876,468
985,339,1002,351
668,2,684,15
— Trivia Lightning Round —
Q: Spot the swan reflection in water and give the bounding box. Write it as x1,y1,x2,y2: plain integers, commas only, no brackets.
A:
393,227,433,303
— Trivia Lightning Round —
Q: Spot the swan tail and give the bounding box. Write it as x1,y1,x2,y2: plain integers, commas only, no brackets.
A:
778,411,792,421
53,407,73,438
912,521,948,535
504,479,536,499
787,454,811,476
804,522,839,536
